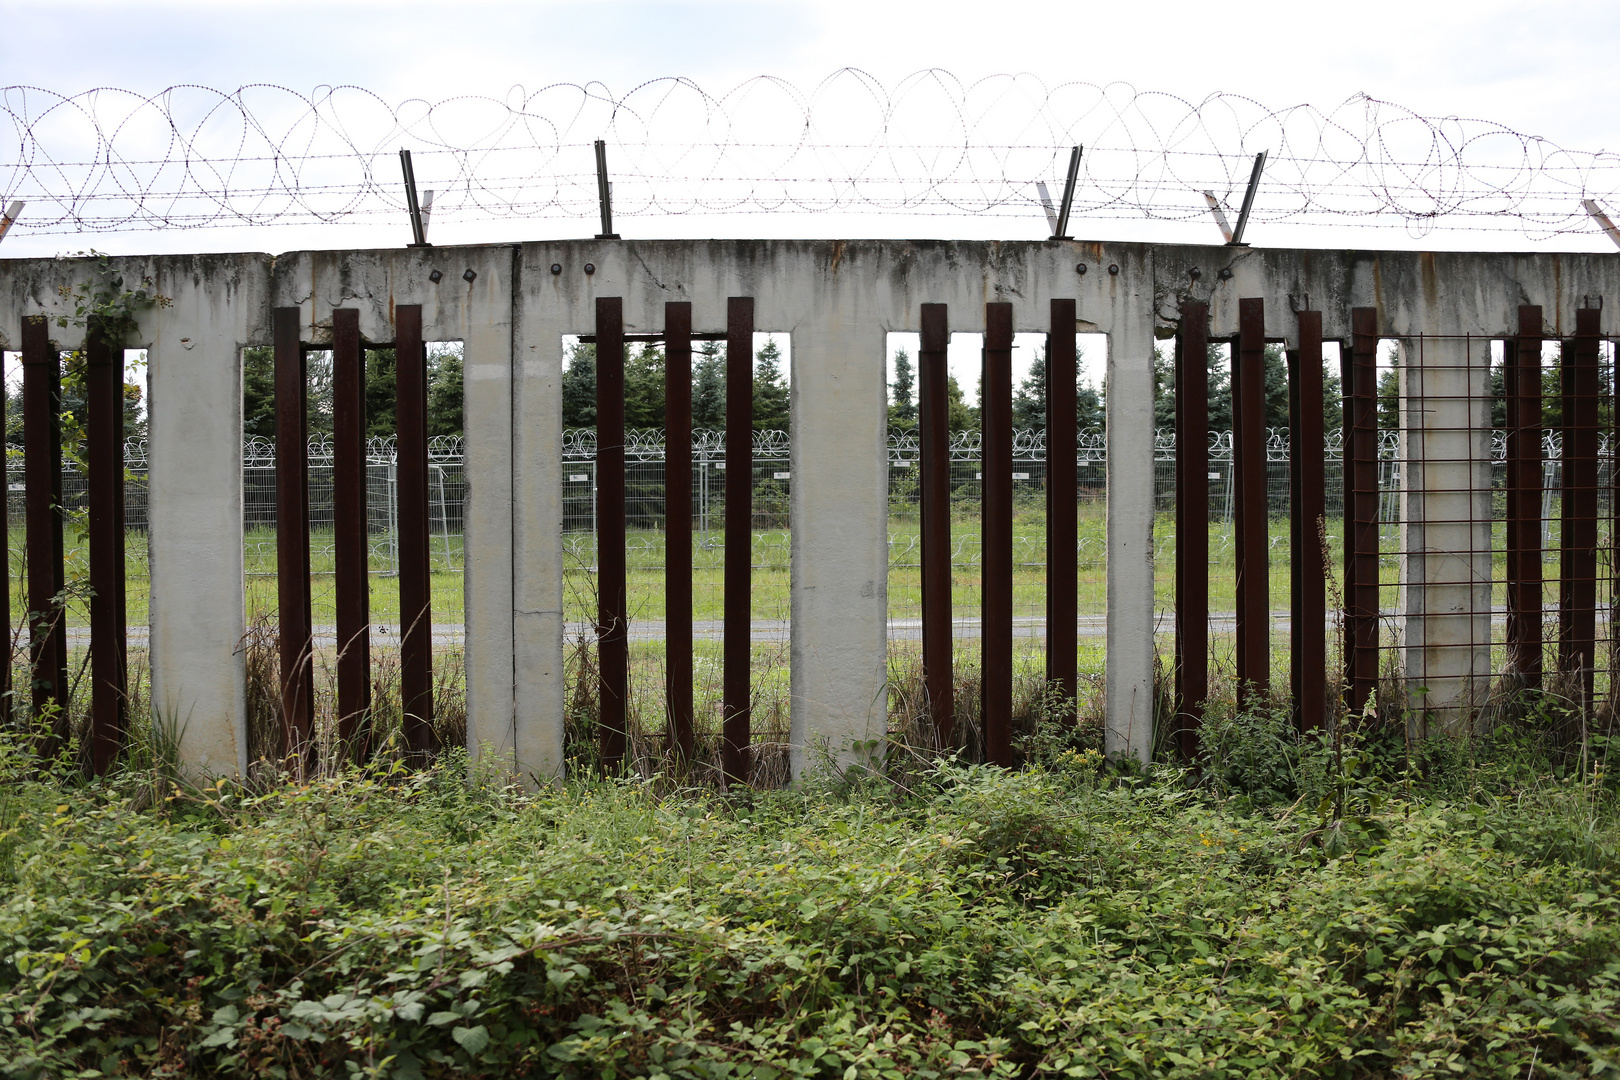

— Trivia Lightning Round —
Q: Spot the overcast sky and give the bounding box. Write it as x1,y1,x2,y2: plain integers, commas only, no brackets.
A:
4,0,1618,395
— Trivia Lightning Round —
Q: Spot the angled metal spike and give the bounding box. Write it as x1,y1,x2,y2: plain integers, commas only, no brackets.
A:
1053,146,1082,239
1229,151,1267,246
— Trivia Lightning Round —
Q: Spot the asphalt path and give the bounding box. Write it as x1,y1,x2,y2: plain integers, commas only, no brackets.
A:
61,608,1553,648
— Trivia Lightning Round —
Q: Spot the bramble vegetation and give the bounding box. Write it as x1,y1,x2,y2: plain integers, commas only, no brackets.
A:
2,713,1618,1079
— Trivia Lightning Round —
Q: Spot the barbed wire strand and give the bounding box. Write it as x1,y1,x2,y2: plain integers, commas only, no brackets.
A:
3,72,1618,241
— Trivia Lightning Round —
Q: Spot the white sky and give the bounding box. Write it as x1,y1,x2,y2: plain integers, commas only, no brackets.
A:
4,0,1618,401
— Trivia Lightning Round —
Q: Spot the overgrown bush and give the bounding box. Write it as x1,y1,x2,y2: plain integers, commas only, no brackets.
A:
2,723,1618,1079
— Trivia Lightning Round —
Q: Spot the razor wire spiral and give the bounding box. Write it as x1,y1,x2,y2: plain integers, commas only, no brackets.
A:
4,73,1619,241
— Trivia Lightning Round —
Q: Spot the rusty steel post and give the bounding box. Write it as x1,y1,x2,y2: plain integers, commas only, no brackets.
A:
274,307,315,767
331,309,372,755
1174,301,1209,758
722,297,754,785
1046,299,1078,724
664,302,695,763
394,304,435,760
1504,306,1543,690
1343,308,1380,715
1289,310,1326,730
1559,309,1600,712
1232,298,1270,705
595,297,629,773
982,302,1014,766
919,303,955,747
85,316,127,774
21,316,67,735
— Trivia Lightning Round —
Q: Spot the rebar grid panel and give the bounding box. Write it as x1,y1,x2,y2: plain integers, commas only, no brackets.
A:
394,305,435,759
1046,299,1079,724
1398,334,1496,733
1559,310,1603,712
1232,299,1270,704
664,302,695,762
21,315,67,731
1174,301,1210,757
595,297,629,772
85,315,127,775
1504,306,1544,690
1344,309,1380,714
918,304,955,747
722,297,754,785
273,307,316,766
982,303,1015,767
331,309,372,752
1289,311,1327,730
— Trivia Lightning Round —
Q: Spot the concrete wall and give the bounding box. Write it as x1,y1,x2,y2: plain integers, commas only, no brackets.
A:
2,240,1616,779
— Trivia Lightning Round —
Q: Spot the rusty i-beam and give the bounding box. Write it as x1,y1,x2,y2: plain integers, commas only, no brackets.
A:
918,303,954,747
1343,308,1380,715
1174,300,1210,757
394,304,435,761
1231,298,1270,704
1504,305,1543,690
1288,310,1326,730
722,297,755,785
1046,299,1078,723
595,297,629,772
273,306,315,768
664,301,696,763
85,315,128,774
331,308,372,756
982,302,1014,766
1559,309,1601,712
21,316,67,740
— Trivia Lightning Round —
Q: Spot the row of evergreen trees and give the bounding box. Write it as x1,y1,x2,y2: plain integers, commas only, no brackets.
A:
560,339,790,430
240,345,465,441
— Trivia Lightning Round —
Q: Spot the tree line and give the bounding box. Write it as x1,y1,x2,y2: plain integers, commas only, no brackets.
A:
560,339,789,431
239,344,465,441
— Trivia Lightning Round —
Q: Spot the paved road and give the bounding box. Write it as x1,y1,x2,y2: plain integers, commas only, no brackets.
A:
63,609,1507,648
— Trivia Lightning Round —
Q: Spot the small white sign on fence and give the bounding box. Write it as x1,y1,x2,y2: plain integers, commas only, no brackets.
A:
568,474,587,482
774,472,790,480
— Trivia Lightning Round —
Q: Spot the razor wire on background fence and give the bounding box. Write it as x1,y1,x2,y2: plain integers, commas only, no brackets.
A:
4,75,1620,242
12,425,1597,581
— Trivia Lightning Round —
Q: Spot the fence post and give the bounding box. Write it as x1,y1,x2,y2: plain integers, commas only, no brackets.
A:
85,315,128,773
1343,309,1380,716
20,315,67,746
331,308,372,755
664,302,695,762
1559,310,1601,713
1504,306,1543,690
981,303,1015,766
1289,310,1326,730
919,303,954,747
1046,299,1078,724
722,297,754,785
273,307,315,768
595,297,628,772
1232,298,1270,705
1105,302,1157,761
394,304,435,760
1398,333,1493,734
1174,301,1209,758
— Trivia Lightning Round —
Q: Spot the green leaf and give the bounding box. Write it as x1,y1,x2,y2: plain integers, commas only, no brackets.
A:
452,1025,490,1055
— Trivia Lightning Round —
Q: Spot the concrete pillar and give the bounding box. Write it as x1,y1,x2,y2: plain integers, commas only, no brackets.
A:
510,260,568,784
461,255,516,773
146,276,252,779
1398,336,1493,733
789,322,889,778
1105,306,1158,760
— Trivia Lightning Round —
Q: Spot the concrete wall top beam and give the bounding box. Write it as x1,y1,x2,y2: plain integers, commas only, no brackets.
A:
2,240,1616,349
